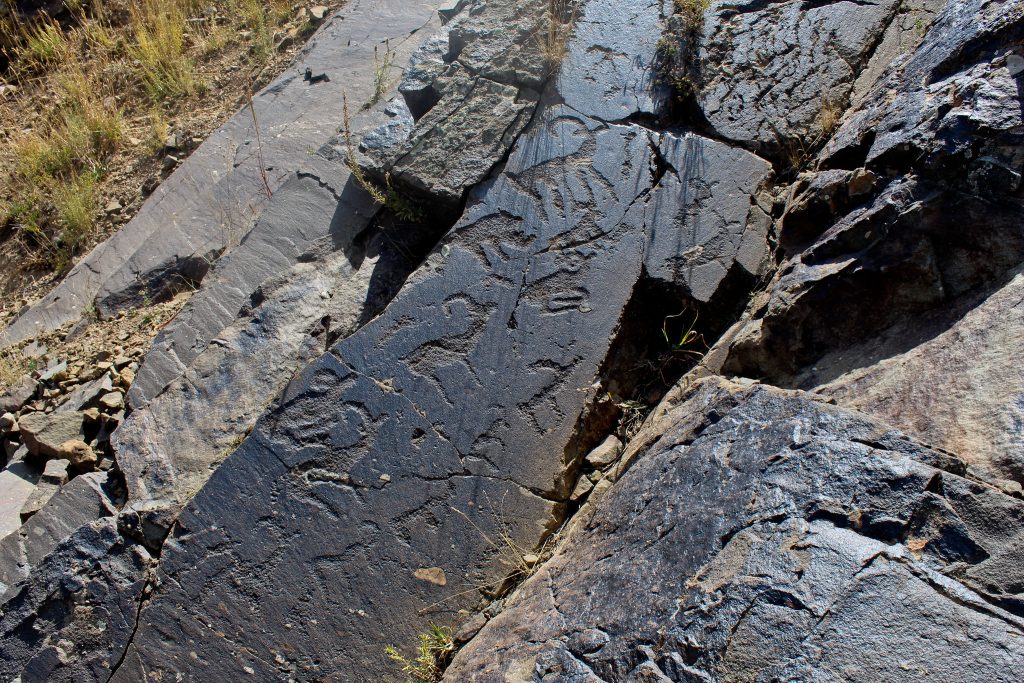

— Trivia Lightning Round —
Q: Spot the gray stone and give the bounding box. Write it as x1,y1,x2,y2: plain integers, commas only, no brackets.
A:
358,0,556,207
41,458,70,484
125,5,452,410
695,0,901,154
445,377,1024,681
125,148,378,409
19,480,59,523
18,411,85,459
584,435,622,468
0,518,152,682
108,23,772,676
0,374,36,413
54,373,113,413
0,462,39,540
38,360,67,382
0,0,442,346
0,472,119,590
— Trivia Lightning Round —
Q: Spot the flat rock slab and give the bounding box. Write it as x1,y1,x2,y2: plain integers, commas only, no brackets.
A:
0,0,440,347
0,462,39,541
115,227,425,532
446,377,1024,681
0,518,152,683
812,265,1024,487
696,0,900,153
0,472,118,592
109,40,771,682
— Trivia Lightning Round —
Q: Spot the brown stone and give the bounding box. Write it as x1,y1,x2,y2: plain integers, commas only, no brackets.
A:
57,440,98,470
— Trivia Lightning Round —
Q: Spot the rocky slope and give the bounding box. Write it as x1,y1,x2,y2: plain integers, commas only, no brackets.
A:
1,0,1022,681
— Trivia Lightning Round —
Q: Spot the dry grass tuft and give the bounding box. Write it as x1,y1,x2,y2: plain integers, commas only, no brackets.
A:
0,346,28,392
539,0,578,73
0,0,320,280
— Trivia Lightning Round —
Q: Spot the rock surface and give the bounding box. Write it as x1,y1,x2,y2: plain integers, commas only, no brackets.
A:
0,518,152,683
812,265,1024,487
18,411,85,460
107,3,773,676
695,0,901,154
2,0,1023,681
0,0,441,347
446,377,1024,681
0,462,39,539
0,472,119,591
708,0,1024,482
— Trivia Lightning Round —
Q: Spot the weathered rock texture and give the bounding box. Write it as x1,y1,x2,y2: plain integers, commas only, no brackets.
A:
0,518,152,683
446,377,1024,681
813,265,1024,488
709,0,1024,488
2,0,1023,680
697,0,901,154
0,472,119,593
107,0,774,677
0,0,439,347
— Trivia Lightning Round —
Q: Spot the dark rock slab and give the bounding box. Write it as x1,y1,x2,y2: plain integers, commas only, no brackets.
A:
0,518,152,683
0,374,37,413
0,472,118,592
0,0,440,347
445,377,1024,681
557,0,667,123
124,152,377,408
714,0,1024,384
108,85,771,683
695,0,901,154
359,0,551,207
115,226,428,524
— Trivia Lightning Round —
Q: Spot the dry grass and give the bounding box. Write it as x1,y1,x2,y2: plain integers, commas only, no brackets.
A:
0,346,29,392
0,0,320,280
364,39,395,110
539,0,578,72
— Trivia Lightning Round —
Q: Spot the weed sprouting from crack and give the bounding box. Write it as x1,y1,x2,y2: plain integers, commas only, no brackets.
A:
342,93,425,223
365,38,395,110
384,623,455,683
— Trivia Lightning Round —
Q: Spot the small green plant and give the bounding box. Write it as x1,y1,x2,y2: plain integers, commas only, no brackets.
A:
661,308,705,357
364,39,395,110
384,623,455,683
343,94,425,222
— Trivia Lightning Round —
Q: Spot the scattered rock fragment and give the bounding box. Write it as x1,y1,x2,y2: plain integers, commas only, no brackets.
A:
18,411,86,460
57,440,98,470
585,435,623,468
